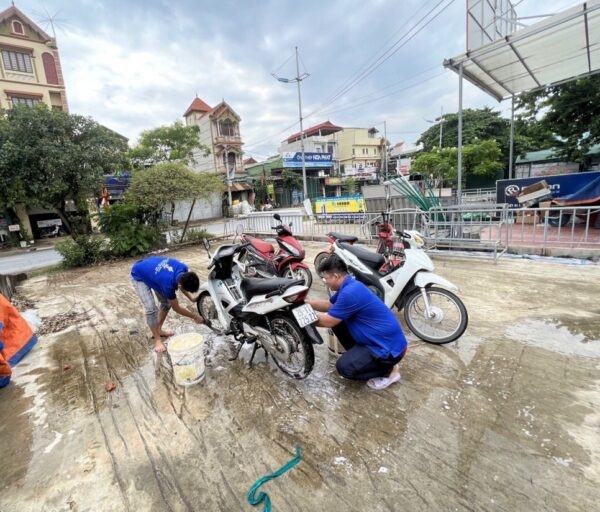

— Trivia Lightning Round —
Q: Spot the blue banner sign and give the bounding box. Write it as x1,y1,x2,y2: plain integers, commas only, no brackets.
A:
496,171,600,208
283,152,333,168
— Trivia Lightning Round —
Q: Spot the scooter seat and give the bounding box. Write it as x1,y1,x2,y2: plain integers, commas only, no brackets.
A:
241,277,305,298
339,242,385,270
328,232,358,243
247,237,274,254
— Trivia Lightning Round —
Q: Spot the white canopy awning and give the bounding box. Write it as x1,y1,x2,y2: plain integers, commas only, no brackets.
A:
444,1,600,101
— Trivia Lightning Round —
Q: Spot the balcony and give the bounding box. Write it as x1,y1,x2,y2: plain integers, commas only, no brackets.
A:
214,134,243,145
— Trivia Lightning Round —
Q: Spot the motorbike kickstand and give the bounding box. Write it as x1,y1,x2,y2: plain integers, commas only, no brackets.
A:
248,343,268,367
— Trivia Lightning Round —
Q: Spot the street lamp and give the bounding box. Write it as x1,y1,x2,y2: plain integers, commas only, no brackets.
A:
272,46,310,201
424,106,444,148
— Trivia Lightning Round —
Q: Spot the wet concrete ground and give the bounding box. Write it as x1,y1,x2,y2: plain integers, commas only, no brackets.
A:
1,242,599,511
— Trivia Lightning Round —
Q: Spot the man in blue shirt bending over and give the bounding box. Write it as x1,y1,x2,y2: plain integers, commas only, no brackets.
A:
306,255,407,390
131,256,203,353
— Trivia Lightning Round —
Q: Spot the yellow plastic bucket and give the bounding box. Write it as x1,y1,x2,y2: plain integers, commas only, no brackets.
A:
167,333,205,386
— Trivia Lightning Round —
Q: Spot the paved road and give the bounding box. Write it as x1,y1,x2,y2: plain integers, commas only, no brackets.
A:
0,247,63,274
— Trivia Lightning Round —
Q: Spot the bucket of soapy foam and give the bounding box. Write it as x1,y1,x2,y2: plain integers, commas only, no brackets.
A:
167,333,205,386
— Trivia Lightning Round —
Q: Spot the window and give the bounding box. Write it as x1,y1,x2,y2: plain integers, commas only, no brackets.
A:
42,53,59,84
12,21,24,35
219,118,236,137
11,96,39,107
2,49,33,73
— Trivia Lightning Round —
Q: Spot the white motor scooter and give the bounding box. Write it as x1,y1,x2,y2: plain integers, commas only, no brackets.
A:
197,240,322,379
324,230,468,344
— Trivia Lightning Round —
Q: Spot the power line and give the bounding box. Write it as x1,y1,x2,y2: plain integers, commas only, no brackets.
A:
307,0,457,119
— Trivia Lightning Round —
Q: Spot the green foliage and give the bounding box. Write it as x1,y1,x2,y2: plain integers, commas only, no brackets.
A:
96,202,163,257
281,169,302,192
183,228,211,243
0,104,128,235
416,107,553,172
412,140,502,189
125,162,222,212
516,74,600,162
128,121,210,167
253,180,269,205
342,177,358,195
55,235,108,268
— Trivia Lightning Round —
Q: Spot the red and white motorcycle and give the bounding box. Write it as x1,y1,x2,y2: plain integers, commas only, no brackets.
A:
239,213,313,287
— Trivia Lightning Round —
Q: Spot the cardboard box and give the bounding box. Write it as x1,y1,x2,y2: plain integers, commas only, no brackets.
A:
517,180,552,205
516,213,539,224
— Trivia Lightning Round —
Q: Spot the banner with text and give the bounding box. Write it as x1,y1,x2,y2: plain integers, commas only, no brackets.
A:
283,152,333,168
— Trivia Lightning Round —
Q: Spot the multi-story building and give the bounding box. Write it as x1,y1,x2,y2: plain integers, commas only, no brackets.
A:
0,5,68,112
183,96,251,209
277,122,383,201
334,127,383,180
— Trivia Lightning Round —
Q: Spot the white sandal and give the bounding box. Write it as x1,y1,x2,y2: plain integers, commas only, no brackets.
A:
366,372,401,390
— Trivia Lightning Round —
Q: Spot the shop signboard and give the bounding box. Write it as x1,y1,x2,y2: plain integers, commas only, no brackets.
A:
496,171,600,208
282,152,333,168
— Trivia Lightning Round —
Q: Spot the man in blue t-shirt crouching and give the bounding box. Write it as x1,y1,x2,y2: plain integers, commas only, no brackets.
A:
306,255,407,390
131,256,203,353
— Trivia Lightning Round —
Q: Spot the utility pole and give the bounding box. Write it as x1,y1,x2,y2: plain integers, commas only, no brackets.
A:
272,47,310,201
295,47,308,201
383,120,388,181
439,106,444,148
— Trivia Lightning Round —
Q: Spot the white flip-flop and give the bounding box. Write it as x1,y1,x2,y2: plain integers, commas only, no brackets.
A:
366,373,401,390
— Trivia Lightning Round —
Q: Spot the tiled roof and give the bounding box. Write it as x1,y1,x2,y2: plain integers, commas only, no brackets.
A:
0,5,52,41
183,97,212,117
286,120,342,143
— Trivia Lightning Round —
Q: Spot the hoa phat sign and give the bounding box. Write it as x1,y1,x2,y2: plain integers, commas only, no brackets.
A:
283,152,333,168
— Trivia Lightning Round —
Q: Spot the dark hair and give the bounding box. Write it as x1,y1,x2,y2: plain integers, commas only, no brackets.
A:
317,254,348,275
178,271,200,292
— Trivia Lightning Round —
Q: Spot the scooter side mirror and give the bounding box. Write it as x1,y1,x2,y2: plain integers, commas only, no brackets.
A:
203,238,210,251
273,213,281,221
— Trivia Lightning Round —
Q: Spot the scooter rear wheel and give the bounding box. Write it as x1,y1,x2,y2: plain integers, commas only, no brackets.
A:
313,251,330,273
403,287,468,344
267,314,314,379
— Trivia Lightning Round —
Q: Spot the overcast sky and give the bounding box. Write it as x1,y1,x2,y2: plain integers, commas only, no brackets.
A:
13,0,580,159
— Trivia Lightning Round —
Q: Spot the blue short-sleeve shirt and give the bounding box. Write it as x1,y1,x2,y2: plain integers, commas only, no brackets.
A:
329,275,407,359
131,257,188,300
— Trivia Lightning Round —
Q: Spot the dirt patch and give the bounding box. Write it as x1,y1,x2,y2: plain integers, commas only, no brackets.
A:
10,292,35,310
38,311,90,336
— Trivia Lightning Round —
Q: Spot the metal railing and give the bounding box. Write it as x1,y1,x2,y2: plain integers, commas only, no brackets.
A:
235,204,600,259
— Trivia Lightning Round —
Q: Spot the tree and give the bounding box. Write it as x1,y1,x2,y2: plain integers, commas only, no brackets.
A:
128,121,210,167
416,107,553,172
98,162,222,256
281,169,302,192
0,104,128,234
516,74,600,162
412,140,502,190
342,177,358,195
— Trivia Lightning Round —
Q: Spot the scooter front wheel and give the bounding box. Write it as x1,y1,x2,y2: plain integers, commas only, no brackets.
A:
403,287,468,344
197,292,226,334
283,265,313,288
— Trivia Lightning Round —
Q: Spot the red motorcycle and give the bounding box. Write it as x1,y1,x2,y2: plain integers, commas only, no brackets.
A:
239,213,313,287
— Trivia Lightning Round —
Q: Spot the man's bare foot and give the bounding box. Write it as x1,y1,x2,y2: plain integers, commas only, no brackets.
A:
154,339,167,353
159,330,175,337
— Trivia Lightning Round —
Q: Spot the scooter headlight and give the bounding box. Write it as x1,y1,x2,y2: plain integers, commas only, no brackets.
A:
412,233,425,247
278,239,302,257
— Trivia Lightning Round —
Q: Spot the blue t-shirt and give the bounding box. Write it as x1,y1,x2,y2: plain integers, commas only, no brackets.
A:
130,257,188,300
329,275,407,359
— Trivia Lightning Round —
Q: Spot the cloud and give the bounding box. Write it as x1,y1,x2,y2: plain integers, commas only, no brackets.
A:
16,0,580,156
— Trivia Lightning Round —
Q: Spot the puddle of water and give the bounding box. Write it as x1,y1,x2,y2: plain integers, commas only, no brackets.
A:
505,317,600,357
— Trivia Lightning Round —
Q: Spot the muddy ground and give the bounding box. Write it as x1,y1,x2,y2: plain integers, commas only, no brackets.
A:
1,242,599,512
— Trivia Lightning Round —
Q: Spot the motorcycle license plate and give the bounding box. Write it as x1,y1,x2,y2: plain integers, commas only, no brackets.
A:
292,304,318,328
